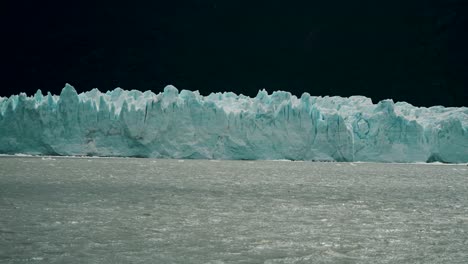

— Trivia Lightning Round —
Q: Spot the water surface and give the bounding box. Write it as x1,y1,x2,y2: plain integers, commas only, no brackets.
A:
1,157,467,263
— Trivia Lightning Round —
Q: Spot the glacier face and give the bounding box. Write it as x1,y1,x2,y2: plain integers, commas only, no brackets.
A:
0,84,466,163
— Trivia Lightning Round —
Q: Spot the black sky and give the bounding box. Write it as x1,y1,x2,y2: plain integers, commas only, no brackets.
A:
1,0,467,106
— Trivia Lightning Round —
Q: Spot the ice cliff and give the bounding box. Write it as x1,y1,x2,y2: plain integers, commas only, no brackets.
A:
0,84,466,163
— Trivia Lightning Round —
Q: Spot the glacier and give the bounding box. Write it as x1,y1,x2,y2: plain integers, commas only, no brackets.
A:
0,84,466,163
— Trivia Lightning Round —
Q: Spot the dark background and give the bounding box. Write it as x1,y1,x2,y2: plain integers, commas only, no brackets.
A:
1,0,467,106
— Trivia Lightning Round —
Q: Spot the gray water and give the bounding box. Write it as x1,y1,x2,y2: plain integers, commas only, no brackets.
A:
0,157,467,263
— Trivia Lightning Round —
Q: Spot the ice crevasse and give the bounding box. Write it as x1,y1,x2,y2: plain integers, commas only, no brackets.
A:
0,84,466,163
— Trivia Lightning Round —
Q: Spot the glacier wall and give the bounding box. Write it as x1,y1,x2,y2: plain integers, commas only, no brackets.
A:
0,84,466,163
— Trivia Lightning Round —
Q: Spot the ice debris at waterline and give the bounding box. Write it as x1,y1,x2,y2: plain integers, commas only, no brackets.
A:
0,84,466,163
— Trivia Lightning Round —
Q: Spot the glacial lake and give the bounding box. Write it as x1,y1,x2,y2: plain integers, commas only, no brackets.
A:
1,156,467,263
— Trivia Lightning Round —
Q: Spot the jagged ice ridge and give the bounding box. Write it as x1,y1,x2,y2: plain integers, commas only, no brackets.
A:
0,84,466,162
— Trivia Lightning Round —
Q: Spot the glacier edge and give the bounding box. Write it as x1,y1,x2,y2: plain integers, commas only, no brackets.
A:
0,84,466,163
